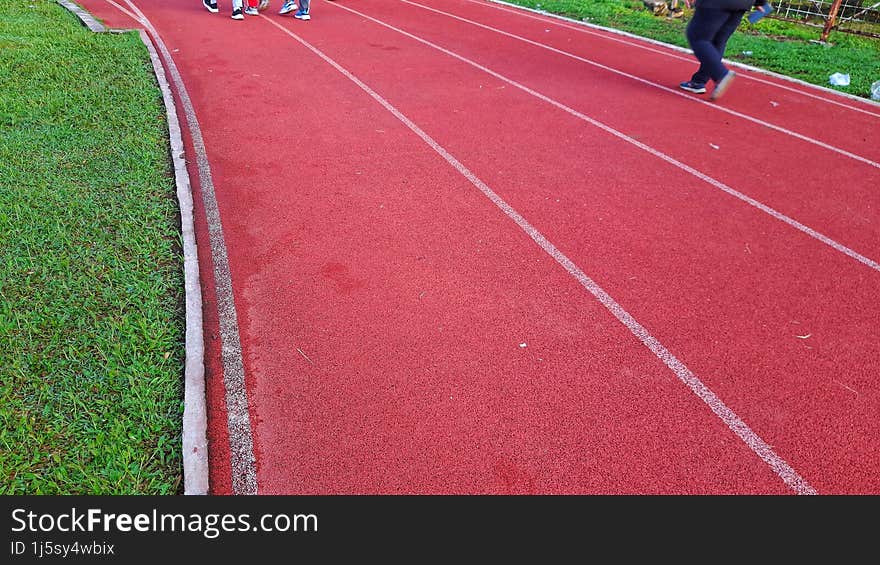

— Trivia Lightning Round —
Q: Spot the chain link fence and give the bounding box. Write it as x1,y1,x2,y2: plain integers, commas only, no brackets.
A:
770,0,880,39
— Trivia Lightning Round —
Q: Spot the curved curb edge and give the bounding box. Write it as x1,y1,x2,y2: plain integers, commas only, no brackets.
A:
137,28,210,496
57,0,107,32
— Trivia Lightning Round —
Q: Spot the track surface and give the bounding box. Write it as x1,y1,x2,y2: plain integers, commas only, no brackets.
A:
79,0,880,494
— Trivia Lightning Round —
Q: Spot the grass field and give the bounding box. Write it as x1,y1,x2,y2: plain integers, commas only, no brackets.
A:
0,0,184,494
502,0,880,99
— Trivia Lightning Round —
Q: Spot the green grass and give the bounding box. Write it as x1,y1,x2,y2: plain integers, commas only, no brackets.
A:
0,0,184,494
502,0,880,99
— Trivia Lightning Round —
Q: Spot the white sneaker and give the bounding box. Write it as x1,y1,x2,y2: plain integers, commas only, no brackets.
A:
258,0,270,10
231,7,244,19
244,6,259,15
279,0,296,14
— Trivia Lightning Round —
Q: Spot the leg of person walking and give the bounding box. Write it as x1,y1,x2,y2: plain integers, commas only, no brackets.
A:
682,7,746,99
231,0,244,19
295,0,310,19
686,7,732,84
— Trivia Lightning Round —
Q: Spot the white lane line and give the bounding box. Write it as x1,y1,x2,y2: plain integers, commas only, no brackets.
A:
263,15,817,494
475,0,880,117
400,0,880,170
328,1,880,273
104,0,138,22
117,0,259,495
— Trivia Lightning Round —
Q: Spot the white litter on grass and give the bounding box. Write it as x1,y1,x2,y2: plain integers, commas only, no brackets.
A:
829,72,850,87
871,80,880,101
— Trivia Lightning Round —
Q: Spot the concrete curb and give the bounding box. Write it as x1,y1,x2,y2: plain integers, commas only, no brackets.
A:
486,0,880,107
54,1,210,495
57,0,106,32
138,29,210,496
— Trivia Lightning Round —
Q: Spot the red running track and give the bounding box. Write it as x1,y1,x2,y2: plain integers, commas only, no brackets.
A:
79,0,880,494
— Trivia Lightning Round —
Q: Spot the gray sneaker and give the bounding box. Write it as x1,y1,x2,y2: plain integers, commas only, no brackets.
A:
711,71,736,101
244,6,259,14
279,0,296,14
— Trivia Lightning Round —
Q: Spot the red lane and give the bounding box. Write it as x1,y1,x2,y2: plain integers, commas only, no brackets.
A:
75,0,880,493
238,157,794,494
348,0,880,262
239,3,880,493
441,0,880,158
130,0,801,494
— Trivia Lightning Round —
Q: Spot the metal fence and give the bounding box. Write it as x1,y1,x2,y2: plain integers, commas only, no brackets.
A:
770,0,880,39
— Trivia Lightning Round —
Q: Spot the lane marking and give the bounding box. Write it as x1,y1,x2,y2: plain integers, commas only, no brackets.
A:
116,0,259,495
400,0,880,170
475,0,880,117
104,0,138,21
263,15,817,494
327,1,880,273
